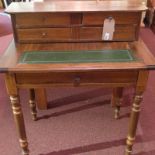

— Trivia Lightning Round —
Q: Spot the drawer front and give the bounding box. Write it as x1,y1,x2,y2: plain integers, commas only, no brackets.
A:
15,13,71,27
13,12,141,43
15,12,141,27
17,28,72,43
83,12,141,25
16,71,138,85
79,25,136,41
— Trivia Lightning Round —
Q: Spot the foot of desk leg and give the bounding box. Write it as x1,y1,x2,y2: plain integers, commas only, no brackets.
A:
29,89,37,121
125,94,143,155
125,148,132,155
114,104,120,119
111,87,123,119
10,95,29,155
20,139,29,155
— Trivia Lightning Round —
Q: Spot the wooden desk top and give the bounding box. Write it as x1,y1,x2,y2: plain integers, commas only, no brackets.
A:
5,0,147,14
0,39,155,73
2,0,154,73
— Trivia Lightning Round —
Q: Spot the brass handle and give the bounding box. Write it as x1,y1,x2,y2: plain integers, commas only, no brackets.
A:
42,32,47,37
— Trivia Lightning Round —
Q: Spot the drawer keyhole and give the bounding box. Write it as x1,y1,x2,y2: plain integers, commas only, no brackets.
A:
74,77,81,86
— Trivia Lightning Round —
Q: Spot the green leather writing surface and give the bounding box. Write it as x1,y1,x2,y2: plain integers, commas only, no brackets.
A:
19,50,136,64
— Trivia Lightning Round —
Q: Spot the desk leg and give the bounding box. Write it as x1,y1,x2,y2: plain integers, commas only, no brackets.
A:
125,94,142,155
29,89,37,121
5,74,29,155
125,70,149,155
35,88,47,110
111,87,123,119
10,95,29,155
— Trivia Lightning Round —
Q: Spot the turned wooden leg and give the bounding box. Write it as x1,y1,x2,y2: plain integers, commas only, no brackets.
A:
10,95,29,155
111,87,123,119
5,73,29,155
125,70,149,155
125,94,142,155
29,89,37,121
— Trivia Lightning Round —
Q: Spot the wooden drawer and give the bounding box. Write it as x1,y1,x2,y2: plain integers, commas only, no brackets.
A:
16,25,137,43
15,12,141,27
15,13,71,28
13,12,141,43
82,12,141,25
16,71,138,85
17,28,72,43
79,25,136,41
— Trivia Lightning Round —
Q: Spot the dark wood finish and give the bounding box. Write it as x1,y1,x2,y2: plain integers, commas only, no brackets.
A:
111,87,123,119
1,40,155,72
17,28,72,43
79,25,137,41
5,1,145,43
1,39,155,155
4,73,29,155
35,89,47,110
0,1,155,155
125,70,149,155
15,13,71,27
82,12,141,25
15,71,138,85
5,1,147,13
29,89,37,121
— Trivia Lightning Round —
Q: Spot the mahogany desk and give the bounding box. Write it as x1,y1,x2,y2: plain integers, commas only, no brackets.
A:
1,39,155,155
1,1,155,155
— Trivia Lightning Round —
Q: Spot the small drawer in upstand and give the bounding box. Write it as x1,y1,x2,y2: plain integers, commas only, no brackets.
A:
17,28,72,43
79,25,136,41
82,12,141,41
82,12,141,25
15,13,71,28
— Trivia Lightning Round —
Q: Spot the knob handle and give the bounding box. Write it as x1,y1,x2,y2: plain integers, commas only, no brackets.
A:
42,32,47,37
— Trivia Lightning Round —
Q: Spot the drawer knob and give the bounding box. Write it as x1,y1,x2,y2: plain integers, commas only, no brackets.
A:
42,32,47,37
74,77,80,86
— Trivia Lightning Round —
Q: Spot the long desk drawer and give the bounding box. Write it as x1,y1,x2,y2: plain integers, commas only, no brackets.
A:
17,28,72,43
15,71,138,85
